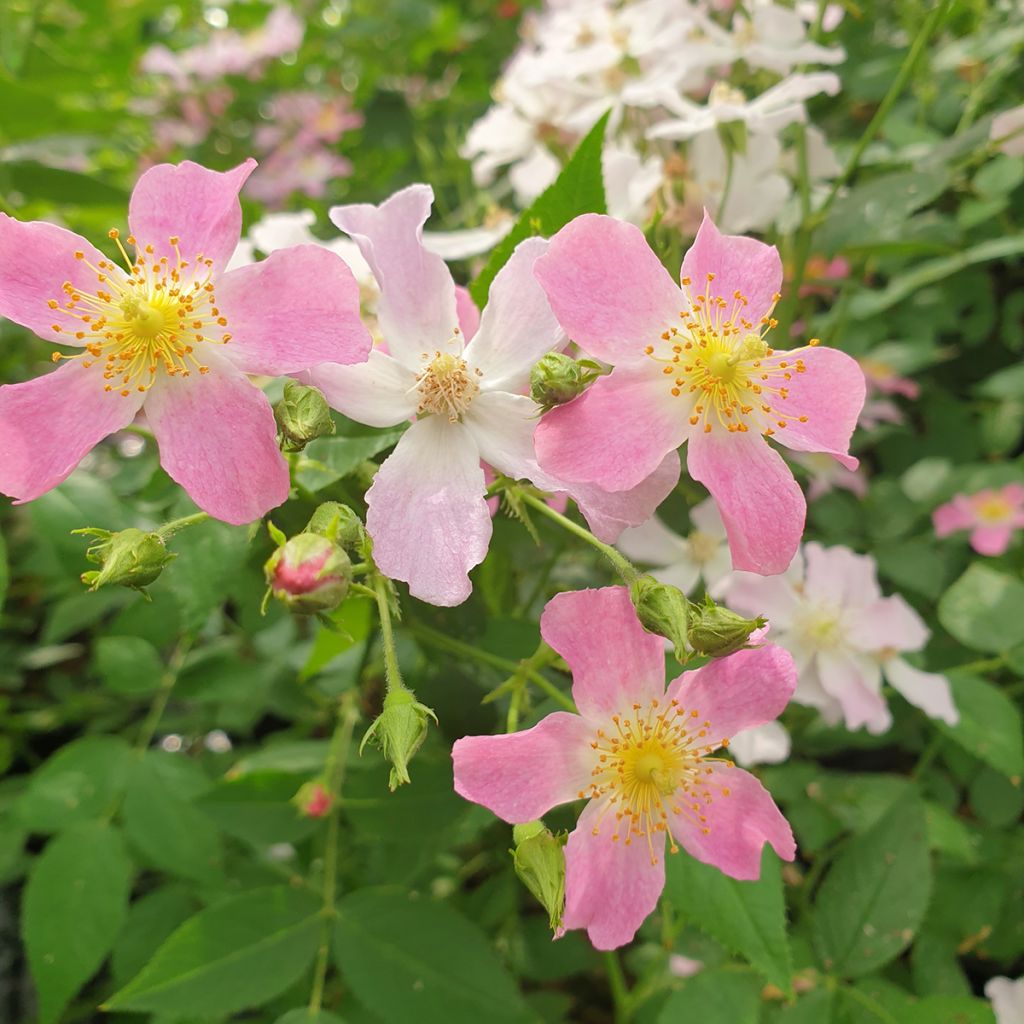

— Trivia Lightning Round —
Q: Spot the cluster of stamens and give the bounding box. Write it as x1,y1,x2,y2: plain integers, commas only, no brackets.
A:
414,338,481,423
49,229,230,397
645,273,819,437
580,698,732,866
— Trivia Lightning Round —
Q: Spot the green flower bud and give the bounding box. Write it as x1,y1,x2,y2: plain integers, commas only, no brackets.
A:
529,352,591,409
74,527,176,594
360,687,437,791
264,533,352,614
510,820,566,931
686,595,766,658
274,380,336,453
304,501,367,553
630,575,690,663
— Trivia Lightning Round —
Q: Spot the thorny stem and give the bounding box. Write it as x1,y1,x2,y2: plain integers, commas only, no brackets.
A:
308,692,360,1016
371,571,407,696
519,491,640,585
156,511,210,540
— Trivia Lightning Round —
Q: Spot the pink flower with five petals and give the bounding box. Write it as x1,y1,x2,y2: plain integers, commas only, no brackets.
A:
532,212,866,575
303,185,680,607
933,484,1024,556
452,586,796,949
0,160,371,524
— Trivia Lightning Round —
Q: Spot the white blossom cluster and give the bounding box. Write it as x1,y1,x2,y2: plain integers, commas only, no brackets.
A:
463,0,845,233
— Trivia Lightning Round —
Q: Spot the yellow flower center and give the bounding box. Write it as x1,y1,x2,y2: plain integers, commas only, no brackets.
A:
795,606,844,651
415,347,480,422
688,529,719,565
645,273,817,437
580,699,732,865
49,230,230,397
975,495,1012,524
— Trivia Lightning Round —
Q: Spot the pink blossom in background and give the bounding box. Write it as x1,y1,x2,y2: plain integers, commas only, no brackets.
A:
933,484,1024,556
301,185,679,606
797,254,850,298
0,160,371,524
726,542,958,734
534,211,866,576
452,587,796,949
858,356,919,431
789,451,868,501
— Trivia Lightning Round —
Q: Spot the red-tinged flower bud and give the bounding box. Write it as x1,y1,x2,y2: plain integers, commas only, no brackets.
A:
264,533,352,614
293,780,332,818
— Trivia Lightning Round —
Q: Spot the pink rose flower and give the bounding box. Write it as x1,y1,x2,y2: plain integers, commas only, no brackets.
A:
726,542,958,734
453,586,796,949
533,211,866,575
302,185,679,606
933,484,1024,556
0,160,371,524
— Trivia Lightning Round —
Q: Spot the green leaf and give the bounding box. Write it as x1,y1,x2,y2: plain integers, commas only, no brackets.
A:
663,847,792,993
938,563,1024,653
936,672,1024,779
15,735,133,832
275,1012,346,1024
121,753,224,884
301,597,374,679
22,823,132,1024
296,427,408,492
657,968,762,1023
111,885,198,988
812,793,931,978
332,888,534,1024
3,161,128,206
902,996,996,1024
105,886,322,1016
92,635,164,695
470,111,609,307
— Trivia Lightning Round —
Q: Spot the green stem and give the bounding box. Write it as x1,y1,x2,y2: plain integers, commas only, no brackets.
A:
371,572,406,695
912,732,944,780
135,637,193,751
156,511,210,540
308,693,360,1016
519,492,639,584
840,984,901,1024
604,950,633,1024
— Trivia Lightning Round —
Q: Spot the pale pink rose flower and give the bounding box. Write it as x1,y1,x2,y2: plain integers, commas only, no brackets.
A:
986,975,1024,1024
668,954,704,978
452,587,796,949
789,451,868,502
0,160,371,524
533,211,866,576
726,542,958,734
617,496,732,596
933,484,1024,556
302,185,679,606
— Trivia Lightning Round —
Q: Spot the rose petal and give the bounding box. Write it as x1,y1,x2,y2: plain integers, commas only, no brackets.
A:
884,658,958,726
804,542,881,607
454,285,480,341
970,524,1014,556
933,496,975,536
816,650,890,733
304,350,419,428
847,594,929,653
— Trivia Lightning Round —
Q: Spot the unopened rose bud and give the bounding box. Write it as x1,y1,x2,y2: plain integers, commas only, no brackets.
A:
529,352,594,409
305,501,367,554
293,780,332,818
630,575,690,663
264,532,352,614
274,380,336,453
511,820,566,931
360,687,437,791
687,596,766,658
74,527,176,594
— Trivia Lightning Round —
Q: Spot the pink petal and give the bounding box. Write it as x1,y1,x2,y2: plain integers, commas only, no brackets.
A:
0,215,112,344
816,650,889,734
539,587,666,721
847,595,929,653
452,711,595,822
534,214,683,364
464,237,562,391
0,363,144,502
1002,482,1024,506
679,211,783,325
668,764,795,880
803,542,881,607
724,570,801,629
570,451,682,544
330,184,458,370
216,246,371,375
686,429,804,575
304,350,418,428
463,390,549,485
933,496,975,537
365,416,489,607
143,359,289,525
664,644,796,741
128,159,255,275
563,798,666,950
970,524,1014,556
535,365,688,491
758,346,865,470
454,285,480,341
883,658,958,726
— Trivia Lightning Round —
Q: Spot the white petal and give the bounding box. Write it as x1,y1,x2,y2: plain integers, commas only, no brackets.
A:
304,350,418,428
884,658,959,726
